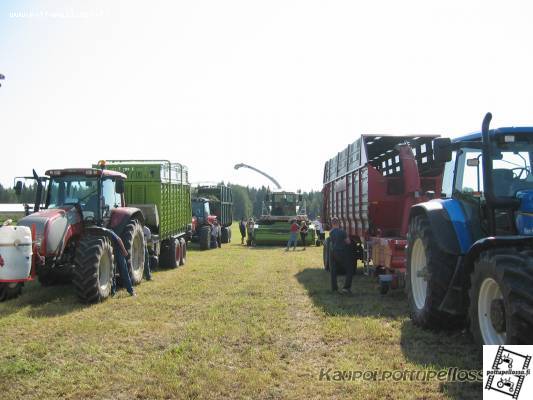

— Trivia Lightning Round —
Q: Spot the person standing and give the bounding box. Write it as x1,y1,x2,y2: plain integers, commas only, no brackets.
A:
246,218,255,246
313,217,325,245
143,225,153,281
300,221,309,250
239,218,247,245
211,220,221,248
285,219,300,251
329,217,353,294
107,230,135,297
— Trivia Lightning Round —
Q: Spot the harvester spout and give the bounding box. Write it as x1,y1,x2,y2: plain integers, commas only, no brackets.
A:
234,163,282,189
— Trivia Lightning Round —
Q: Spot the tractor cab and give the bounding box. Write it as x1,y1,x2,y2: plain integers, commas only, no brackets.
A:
263,191,305,218
191,197,216,225
436,126,533,240
40,168,126,226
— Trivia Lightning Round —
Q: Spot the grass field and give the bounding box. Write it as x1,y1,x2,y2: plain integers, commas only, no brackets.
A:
0,226,481,399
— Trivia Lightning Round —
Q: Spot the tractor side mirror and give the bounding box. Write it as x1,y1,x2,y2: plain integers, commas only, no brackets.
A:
14,181,23,196
298,194,303,202
115,179,125,194
433,137,452,163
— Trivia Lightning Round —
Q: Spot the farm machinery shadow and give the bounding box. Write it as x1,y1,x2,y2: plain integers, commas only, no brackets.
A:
295,267,481,399
0,281,85,318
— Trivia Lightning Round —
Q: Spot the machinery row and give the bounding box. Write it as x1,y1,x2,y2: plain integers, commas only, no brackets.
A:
0,160,233,303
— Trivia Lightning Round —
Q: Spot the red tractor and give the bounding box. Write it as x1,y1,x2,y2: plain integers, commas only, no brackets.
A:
15,166,146,303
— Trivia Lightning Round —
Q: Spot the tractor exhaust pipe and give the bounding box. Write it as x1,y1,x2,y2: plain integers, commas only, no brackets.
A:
481,112,519,234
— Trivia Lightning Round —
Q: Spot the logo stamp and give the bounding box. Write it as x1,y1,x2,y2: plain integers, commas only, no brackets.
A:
484,346,532,399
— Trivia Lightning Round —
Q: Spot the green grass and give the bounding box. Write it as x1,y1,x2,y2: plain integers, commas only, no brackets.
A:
0,224,480,399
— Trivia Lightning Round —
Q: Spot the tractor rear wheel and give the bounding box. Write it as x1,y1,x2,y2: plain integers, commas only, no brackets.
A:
221,227,229,244
179,238,187,266
406,214,462,329
0,282,22,301
160,237,179,268
73,235,114,303
469,249,533,345
121,220,145,285
199,226,211,250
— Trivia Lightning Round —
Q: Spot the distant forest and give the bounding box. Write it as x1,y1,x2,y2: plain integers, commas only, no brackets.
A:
0,183,323,220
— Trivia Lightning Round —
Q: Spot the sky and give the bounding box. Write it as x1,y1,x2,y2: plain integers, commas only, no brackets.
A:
1,0,532,191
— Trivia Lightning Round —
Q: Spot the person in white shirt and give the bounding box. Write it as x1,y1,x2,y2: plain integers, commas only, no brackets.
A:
313,217,325,245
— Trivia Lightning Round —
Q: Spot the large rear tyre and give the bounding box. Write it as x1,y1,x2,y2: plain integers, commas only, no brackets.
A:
179,238,187,266
221,227,230,244
73,235,114,304
406,214,462,329
0,283,23,302
469,249,533,345
121,220,145,285
199,226,211,250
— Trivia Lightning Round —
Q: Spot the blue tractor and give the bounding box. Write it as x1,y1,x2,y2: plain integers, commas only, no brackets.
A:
407,113,533,345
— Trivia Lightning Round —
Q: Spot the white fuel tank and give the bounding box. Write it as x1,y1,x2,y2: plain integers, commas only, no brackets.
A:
0,225,32,281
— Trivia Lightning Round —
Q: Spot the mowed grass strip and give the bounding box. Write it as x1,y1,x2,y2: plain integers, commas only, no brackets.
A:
0,225,480,399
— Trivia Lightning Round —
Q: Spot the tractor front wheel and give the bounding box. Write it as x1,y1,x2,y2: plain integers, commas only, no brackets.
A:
0,282,22,302
37,262,72,286
406,214,462,329
73,235,114,303
121,220,145,285
469,249,533,345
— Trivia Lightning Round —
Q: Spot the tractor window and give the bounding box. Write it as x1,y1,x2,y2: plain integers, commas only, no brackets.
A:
101,178,120,217
454,149,484,196
48,177,98,213
441,151,457,198
493,151,533,196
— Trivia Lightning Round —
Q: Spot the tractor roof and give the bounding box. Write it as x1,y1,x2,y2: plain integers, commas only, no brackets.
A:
454,127,533,143
45,168,127,179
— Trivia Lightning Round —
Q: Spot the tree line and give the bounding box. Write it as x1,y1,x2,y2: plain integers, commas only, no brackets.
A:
0,183,323,220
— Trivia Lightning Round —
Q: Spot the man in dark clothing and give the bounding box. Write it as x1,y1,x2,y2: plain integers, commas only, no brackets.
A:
329,218,354,294
107,230,136,297
239,218,247,245
143,225,153,281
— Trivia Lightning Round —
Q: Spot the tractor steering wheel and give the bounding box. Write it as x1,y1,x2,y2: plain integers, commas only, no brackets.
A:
511,167,530,180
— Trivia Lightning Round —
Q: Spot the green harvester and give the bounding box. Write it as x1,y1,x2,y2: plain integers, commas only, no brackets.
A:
251,190,316,246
